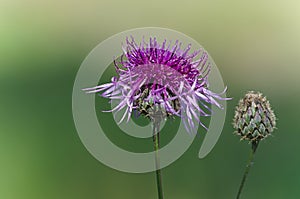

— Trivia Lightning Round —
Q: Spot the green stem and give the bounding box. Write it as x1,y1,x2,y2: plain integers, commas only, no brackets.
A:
153,121,164,199
236,141,259,199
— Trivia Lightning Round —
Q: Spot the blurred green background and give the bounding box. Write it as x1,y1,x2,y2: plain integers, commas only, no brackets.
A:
1,0,300,198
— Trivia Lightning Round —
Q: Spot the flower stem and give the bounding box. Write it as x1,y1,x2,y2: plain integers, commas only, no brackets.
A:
153,121,164,199
236,141,259,199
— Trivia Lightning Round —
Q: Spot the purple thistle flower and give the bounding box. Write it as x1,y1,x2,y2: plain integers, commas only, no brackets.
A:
83,36,230,134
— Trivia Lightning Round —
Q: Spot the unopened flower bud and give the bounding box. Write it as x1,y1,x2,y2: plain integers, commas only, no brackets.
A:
233,91,276,142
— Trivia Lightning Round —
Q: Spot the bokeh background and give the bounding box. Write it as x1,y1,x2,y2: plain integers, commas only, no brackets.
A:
1,0,300,198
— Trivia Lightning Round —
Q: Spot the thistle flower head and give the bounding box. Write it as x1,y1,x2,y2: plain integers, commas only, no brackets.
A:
233,91,276,142
84,37,230,133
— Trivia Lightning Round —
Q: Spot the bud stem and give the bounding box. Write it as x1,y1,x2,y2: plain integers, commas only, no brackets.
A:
236,141,259,199
153,120,164,199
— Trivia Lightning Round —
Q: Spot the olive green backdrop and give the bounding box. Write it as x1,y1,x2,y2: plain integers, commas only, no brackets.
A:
1,0,300,198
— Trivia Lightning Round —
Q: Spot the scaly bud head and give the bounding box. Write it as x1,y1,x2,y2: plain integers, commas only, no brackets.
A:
233,91,276,142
